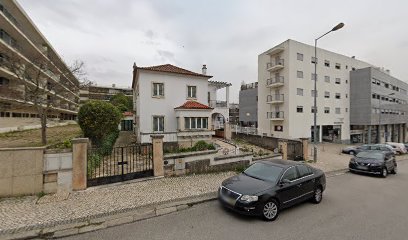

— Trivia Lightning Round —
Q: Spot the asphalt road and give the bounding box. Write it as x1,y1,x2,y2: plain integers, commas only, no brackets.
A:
63,160,408,240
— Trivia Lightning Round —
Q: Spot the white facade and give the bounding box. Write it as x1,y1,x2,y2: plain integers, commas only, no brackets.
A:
258,39,372,142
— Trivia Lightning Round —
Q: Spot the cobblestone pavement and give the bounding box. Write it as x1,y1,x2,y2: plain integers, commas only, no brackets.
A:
0,172,235,233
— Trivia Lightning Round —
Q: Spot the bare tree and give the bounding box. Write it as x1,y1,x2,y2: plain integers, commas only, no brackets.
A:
0,45,84,145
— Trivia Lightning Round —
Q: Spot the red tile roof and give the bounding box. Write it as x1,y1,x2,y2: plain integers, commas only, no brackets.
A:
137,64,212,78
174,101,213,110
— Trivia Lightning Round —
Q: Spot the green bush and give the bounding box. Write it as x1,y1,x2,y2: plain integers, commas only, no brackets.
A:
78,100,122,145
193,140,209,151
110,93,133,112
99,129,119,156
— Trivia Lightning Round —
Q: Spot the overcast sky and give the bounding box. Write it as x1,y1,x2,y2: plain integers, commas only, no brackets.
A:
18,0,408,102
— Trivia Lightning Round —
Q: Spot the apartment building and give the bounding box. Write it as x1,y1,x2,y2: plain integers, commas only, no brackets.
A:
258,39,372,143
79,84,132,104
0,0,79,123
132,63,231,146
350,67,408,143
228,103,239,125
239,82,258,127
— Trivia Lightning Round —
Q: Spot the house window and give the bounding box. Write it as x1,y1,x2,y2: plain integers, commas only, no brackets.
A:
324,107,330,114
346,108,348,112
384,83,389,89
311,73,317,81
311,90,318,97
346,79,348,84
324,76,330,83
0,77,9,85
297,106,303,113
311,57,317,64
297,88,303,96
153,116,164,132
324,91,330,98
324,60,330,67
335,63,341,69
152,83,164,97
297,53,303,61
335,78,341,84
335,108,341,114
311,107,317,113
184,117,208,130
335,93,341,99
274,125,283,132
187,86,197,98
297,71,303,78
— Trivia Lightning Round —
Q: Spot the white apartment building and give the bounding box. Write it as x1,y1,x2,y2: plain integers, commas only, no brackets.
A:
132,63,231,146
258,39,372,143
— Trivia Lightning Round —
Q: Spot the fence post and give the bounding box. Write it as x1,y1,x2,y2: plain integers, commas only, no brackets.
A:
278,139,288,160
151,135,164,177
72,138,88,191
300,138,309,161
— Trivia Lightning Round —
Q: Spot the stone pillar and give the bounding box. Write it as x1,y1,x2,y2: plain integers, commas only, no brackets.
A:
72,138,88,191
278,140,288,160
151,135,164,177
380,125,385,143
399,124,404,143
226,85,230,108
224,122,232,140
367,125,372,144
300,138,309,161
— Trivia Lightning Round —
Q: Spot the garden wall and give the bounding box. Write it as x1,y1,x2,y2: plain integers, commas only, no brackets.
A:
232,132,279,151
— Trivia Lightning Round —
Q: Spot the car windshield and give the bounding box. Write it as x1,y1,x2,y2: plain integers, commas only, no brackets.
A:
356,152,384,160
243,162,283,183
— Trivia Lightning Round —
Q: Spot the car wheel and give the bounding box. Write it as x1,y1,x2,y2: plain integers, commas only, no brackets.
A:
391,165,397,174
349,151,355,155
381,168,388,178
262,200,279,221
311,187,323,204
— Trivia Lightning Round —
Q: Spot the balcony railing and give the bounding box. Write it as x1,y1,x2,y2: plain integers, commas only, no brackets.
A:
267,111,284,119
266,59,284,70
0,86,25,100
209,100,227,108
267,94,284,103
266,76,284,86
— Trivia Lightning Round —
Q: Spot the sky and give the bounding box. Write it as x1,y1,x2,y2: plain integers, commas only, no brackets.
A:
18,0,408,103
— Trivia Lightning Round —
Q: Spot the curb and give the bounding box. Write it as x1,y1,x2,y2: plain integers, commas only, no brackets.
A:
0,192,218,240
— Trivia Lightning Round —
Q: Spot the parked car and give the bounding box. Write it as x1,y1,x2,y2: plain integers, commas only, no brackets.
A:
386,142,407,154
218,159,326,221
349,151,397,177
342,144,394,155
342,145,362,155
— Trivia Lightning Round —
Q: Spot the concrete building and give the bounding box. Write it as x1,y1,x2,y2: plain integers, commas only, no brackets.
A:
350,67,408,143
258,39,373,143
239,82,258,127
0,0,79,125
79,84,132,104
132,63,231,146
228,103,239,125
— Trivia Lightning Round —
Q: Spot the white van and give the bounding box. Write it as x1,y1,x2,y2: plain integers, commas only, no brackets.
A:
386,142,407,154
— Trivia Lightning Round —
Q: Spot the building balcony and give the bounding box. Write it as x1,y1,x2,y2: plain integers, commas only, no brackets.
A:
266,59,284,72
266,47,284,56
266,76,284,88
266,94,284,104
267,111,284,121
209,100,227,108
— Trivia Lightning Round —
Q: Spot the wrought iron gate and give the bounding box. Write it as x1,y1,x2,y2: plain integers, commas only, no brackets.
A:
287,141,303,160
87,144,153,187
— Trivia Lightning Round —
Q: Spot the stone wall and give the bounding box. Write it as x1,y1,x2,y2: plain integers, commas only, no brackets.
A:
0,147,44,197
43,150,73,193
232,132,279,151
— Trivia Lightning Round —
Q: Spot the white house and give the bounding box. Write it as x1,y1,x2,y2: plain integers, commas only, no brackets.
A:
132,63,231,146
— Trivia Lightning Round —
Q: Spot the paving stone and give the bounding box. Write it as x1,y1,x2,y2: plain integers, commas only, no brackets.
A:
78,223,106,234
176,204,189,211
105,216,134,227
52,228,79,238
156,206,177,216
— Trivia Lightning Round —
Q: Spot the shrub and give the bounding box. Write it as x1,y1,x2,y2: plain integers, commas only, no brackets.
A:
110,93,133,112
78,100,122,145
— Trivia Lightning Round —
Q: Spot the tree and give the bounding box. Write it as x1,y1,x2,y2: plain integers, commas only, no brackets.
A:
77,100,122,145
109,93,133,112
0,44,84,145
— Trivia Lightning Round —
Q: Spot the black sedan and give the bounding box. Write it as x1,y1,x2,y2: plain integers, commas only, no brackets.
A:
218,159,326,221
349,151,397,177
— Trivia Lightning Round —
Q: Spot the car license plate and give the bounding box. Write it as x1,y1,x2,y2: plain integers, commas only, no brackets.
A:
357,165,368,170
222,195,236,206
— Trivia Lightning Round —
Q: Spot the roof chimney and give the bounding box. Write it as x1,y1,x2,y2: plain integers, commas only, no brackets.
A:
351,56,355,59
202,64,207,75
112,84,116,88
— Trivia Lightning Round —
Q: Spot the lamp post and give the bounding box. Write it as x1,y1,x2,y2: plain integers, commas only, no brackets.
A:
313,22,344,163
378,92,395,143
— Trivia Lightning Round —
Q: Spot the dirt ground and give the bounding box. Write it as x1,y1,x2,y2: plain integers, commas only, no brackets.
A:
0,124,82,148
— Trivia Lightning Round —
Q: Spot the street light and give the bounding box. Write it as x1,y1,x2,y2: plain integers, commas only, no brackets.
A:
313,22,345,163
378,92,395,143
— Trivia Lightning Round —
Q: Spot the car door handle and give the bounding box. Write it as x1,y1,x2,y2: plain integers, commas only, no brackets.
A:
297,183,303,187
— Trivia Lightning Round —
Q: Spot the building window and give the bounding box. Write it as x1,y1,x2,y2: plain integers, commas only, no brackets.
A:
311,73,317,81
346,94,348,98
184,117,208,130
297,88,303,96
153,116,164,132
352,67,356,71
311,90,318,97
335,108,341,114
297,106,303,113
297,71,303,78
335,93,341,99
324,107,330,114
324,76,330,83
346,79,348,84
335,63,341,69
346,108,348,112
324,60,330,67
311,57,317,64
0,77,10,85
297,53,303,61
324,91,330,98
274,125,283,132
335,78,341,84
152,83,164,97
187,86,197,98
384,83,389,89
311,107,317,113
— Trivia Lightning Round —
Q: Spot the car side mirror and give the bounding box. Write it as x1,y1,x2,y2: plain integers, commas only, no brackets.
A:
280,179,291,185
